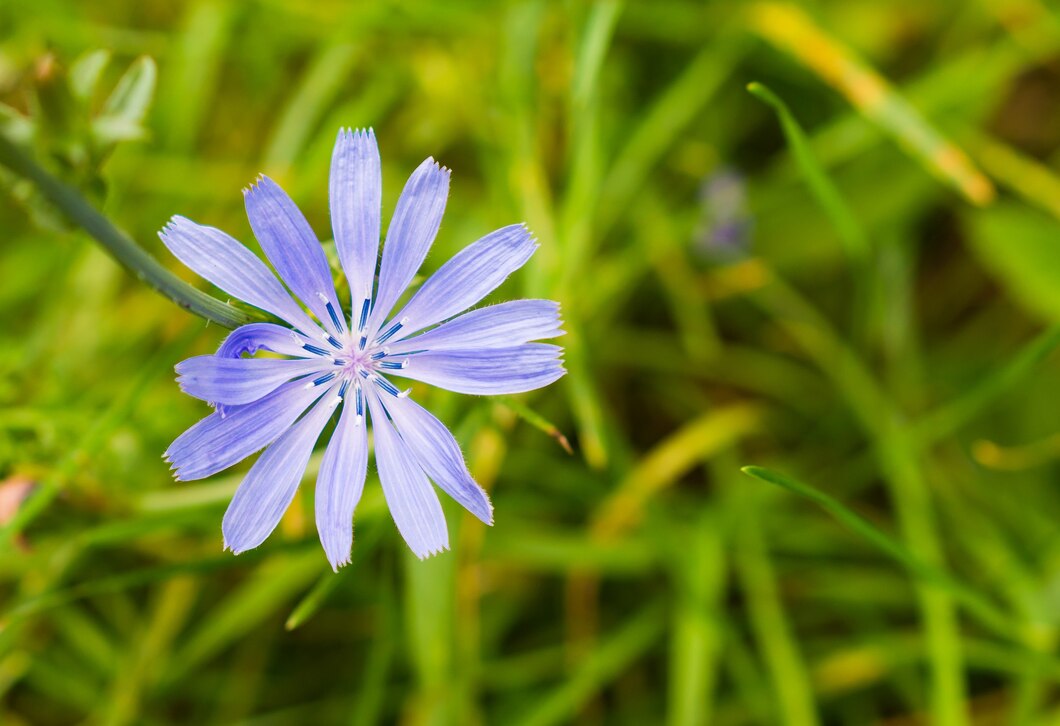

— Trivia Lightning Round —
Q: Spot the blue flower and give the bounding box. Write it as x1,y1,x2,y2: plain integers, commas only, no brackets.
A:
160,129,565,569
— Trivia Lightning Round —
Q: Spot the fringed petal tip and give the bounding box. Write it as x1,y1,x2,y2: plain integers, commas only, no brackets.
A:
241,173,273,197
414,541,451,561
336,126,376,141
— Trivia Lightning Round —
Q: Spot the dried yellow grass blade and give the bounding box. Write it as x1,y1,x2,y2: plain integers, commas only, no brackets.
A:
750,2,995,206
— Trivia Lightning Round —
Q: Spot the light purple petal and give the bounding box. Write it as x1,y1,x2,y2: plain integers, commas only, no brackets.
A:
159,216,319,334
216,323,315,359
384,395,492,524
366,390,449,558
330,128,381,311
386,223,537,340
368,158,450,332
165,380,324,481
222,394,338,554
244,176,344,334
176,355,328,406
388,300,564,355
388,344,565,395
315,399,368,570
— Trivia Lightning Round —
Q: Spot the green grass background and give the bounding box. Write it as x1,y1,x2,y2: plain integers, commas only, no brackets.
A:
3,0,1060,723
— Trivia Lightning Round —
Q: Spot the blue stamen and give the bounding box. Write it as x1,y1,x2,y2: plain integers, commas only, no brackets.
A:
379,360,406,370
357,298,370,332
333,358,345,366
376,319,405,345
355,383,363,415
312,372,337,386
325,300,344,331
373,376,400,397
302,343,328,356
370,350,387,360
358,369,370,379
338,379,349,398
358,336,367,350
326,334,343,350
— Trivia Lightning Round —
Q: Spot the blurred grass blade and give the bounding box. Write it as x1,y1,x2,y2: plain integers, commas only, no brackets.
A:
973,134,1060,222
285,571,343,631
747,82,869,262
594,405,761,538
740,466,1020,641
916,322,1060,443
496,396,573,454
750,2,994,206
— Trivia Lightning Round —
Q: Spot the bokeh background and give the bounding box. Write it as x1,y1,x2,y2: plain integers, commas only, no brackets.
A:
3,0,1060,723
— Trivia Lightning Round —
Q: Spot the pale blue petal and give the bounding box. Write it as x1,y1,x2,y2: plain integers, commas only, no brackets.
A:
216,323,314,359
388,300,563,355
367,158,450,332
385,223,537,340
315,399,368,570
244,176,344,334
165,380,324,480
330,128,381,311
222,394,338,554
159,216,319,334
176,355,328,406
366,390,449,558
388,344,565,395
384,395,492,524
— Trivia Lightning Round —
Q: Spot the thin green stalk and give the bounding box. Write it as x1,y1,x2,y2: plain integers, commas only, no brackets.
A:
747,82,869,264
0,133,259,329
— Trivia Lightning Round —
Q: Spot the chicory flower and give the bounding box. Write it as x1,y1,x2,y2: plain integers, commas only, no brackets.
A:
161,129,564,569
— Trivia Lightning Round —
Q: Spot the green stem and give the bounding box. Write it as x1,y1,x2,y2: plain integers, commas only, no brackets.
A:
0,134,259,329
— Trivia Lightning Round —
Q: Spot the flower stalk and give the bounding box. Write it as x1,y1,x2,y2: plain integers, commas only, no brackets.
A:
0,132,261,329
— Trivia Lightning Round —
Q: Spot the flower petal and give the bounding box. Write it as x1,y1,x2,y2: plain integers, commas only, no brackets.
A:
368,158,450,332
366,390,449,558
159,216,319,333
330,128,381,311
385,223,537,339
176,355,328,406
315,399,368,570
215,323,315,359
388,344,565,395
244,175,344,334
384,395,492,524
388,300,563,354
222,394,338,554
165,380,324,481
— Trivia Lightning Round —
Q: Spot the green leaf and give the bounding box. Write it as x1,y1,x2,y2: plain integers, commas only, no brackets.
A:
98,56,157,130
69,49,111,102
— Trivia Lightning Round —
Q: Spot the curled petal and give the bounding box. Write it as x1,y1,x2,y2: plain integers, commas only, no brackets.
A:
223,394,338,554
216,323,317,359
388,344,565,395
388,300,563,354
366,390,449,559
